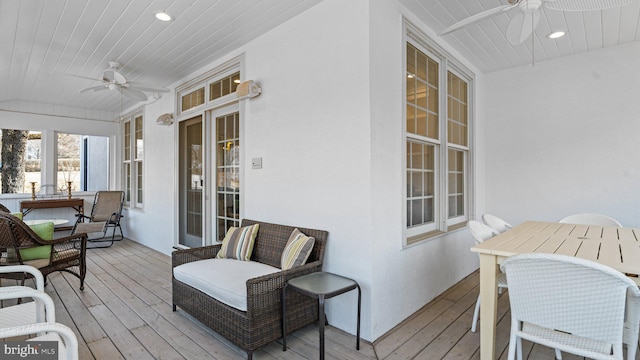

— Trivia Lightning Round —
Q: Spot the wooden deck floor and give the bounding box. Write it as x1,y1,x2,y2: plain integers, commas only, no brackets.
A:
4,239,638,359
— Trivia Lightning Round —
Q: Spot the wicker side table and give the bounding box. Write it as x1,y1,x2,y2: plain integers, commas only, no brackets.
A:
282,271,361,360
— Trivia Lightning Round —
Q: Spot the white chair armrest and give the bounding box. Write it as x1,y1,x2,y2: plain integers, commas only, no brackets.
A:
0,322,78,360
0,265,45,291
0,286,56,323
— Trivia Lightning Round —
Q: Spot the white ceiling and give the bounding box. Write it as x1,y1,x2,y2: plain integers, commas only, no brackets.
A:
0,0,322,116
2,0,639,118
401,0,640,73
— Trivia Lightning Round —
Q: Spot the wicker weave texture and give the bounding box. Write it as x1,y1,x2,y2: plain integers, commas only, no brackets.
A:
501,253,640,360
172,219,327,359
0,212,87,290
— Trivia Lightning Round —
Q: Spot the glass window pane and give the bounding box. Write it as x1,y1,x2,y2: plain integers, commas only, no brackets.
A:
447,71,468,147
137,162,143,203
1,130,41,194
57,133,109,193
411,199,423,225
428,58,438,86
125,163,131,203
135,116,143,159
447,149,465,219
407,44,416,77
124,122,131,161
427,113,438,139
406,105,416,134
406,78,416,105
424,198,434,223
416,80,427,109
416,109,427,137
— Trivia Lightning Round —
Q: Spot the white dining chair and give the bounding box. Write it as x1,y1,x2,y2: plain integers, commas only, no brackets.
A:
501,253,640,360
558,213,622,227
467,220,507,333
482,214,512,233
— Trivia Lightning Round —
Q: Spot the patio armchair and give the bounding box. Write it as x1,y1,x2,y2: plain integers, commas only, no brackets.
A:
0,212,87,290
0,265,47,328
72,190,124,248
0,284,79,359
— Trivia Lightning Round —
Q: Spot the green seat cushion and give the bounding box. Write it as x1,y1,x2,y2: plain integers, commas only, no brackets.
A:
10,212,23,220
19,222,54,261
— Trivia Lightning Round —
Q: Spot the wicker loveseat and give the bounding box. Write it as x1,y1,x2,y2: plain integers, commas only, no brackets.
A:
172,219,328,359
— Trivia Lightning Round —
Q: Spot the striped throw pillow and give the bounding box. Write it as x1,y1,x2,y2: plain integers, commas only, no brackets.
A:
281,228,315,270
216,224,259,261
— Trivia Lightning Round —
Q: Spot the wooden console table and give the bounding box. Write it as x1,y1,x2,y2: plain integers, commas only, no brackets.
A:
20,198,85,217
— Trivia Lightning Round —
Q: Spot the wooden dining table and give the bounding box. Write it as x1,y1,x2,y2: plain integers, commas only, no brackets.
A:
471,220,640,360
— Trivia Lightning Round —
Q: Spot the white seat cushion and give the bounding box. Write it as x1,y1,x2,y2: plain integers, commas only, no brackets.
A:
173,258,280,311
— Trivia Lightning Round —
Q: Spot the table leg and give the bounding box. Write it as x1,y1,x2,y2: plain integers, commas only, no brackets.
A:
356,284,361,350
479,254,499,360
319,294,325,360
282,284,288,351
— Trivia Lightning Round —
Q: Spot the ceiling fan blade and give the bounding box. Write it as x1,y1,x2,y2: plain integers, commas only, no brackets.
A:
117,86,148,101
126,82,170,93
506,9,540,44
80,85,108,93
544,0,631,11
52,71,101,82
440,3,518,35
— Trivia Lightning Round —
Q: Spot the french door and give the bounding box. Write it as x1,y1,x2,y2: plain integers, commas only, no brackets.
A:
212,107,241,241
178,116,203,248
178,105,241,247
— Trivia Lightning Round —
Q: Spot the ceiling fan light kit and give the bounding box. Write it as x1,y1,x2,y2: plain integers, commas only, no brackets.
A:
440,0,632,45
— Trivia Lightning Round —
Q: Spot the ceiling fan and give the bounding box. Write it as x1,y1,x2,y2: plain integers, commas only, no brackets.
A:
76,61,169,101
439,0,632,45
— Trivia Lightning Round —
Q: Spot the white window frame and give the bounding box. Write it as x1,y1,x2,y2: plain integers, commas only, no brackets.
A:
403,21,475,247
122,112,144,208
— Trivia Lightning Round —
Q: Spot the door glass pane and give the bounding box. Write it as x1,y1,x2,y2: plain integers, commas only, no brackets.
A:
216,112,240,241
179,117,203,247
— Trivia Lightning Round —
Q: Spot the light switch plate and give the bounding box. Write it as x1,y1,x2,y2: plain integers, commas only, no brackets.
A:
252,157,262,169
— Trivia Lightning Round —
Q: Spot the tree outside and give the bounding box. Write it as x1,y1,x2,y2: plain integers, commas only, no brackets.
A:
1,129,30,193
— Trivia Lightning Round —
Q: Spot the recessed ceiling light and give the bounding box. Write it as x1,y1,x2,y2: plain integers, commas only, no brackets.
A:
155,12,172,21
548,31,565,39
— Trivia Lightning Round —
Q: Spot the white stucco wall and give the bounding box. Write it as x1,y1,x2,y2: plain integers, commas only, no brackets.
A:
242,0,374,338
365,2,487,339
485,41,640,228
1,0,489,343
120,0,488,341
121,93,178,255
